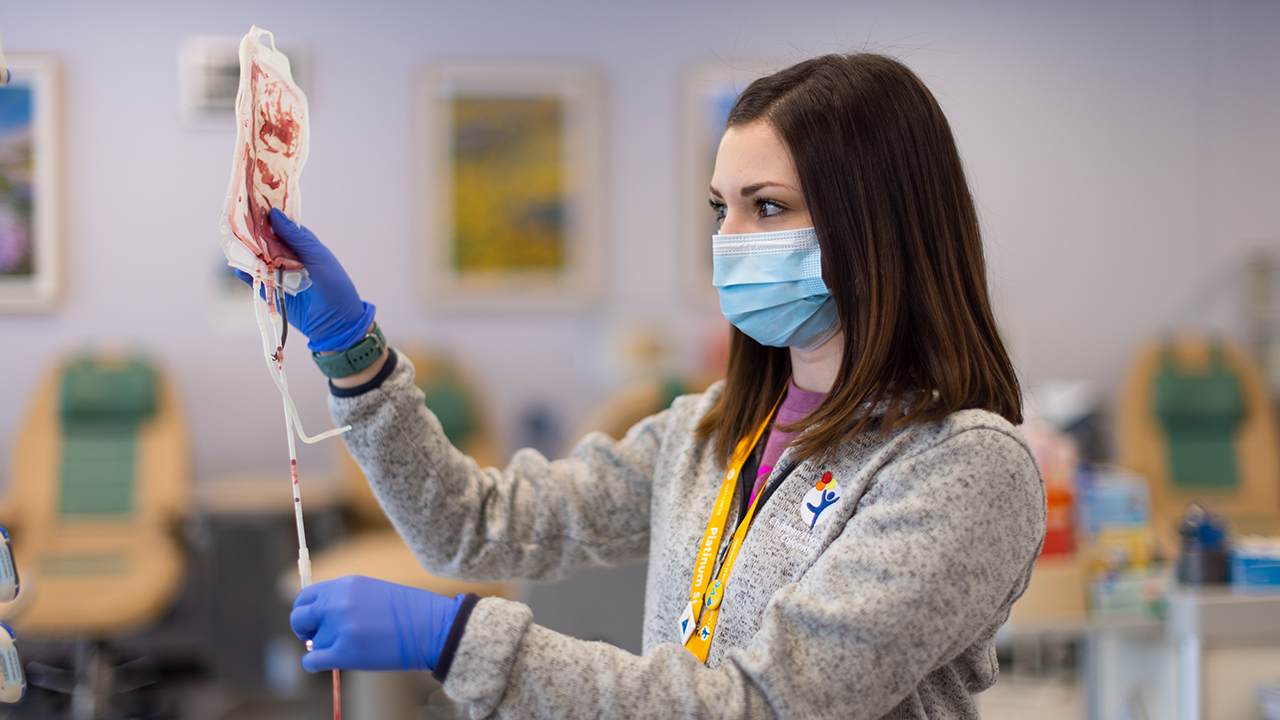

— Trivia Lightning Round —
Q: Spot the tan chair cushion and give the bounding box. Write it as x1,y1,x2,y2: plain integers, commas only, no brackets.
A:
1,524,183,637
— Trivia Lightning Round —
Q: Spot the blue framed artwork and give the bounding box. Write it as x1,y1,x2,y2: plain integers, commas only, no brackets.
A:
0,54,61,313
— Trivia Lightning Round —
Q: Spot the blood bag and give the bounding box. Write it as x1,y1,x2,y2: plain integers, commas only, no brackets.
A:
216,23,346,448
218,25,311,295
0,623,22,703
0,527,16,604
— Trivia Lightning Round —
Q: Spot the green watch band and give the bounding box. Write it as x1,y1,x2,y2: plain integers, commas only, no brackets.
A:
312,322,387,379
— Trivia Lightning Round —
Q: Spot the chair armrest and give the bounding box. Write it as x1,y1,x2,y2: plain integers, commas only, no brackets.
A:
0,495,16,532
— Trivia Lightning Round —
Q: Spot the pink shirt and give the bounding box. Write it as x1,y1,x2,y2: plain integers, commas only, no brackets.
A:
749,379,827,506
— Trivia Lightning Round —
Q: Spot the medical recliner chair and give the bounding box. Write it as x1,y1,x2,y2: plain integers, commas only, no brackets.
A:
0,353,189,720
1117,335,1280,556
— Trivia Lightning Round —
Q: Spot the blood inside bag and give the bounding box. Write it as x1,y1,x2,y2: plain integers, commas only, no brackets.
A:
227,39,306,273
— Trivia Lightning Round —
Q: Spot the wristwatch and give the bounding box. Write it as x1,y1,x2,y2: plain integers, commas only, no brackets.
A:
312,322,387,379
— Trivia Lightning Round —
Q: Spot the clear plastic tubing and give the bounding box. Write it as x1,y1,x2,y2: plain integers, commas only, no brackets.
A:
252,277,343,718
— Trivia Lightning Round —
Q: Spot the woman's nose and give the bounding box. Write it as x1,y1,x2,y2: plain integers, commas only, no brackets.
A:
719,211,750,236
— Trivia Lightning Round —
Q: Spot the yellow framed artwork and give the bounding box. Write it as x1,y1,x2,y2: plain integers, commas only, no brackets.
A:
417,61,604,310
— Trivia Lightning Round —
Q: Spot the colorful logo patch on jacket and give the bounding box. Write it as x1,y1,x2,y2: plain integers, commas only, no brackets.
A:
800,471,842,529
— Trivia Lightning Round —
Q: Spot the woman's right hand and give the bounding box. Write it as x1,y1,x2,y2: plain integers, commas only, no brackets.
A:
240,208,376,352
290,575,462,672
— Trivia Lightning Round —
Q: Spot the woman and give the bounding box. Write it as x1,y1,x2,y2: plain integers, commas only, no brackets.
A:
281,53,1044,719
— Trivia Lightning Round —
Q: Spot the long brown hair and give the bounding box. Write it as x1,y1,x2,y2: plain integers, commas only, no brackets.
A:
696,53,1022,466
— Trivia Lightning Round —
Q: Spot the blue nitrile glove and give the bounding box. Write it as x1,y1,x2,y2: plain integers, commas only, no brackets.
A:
237,208,376,352
290,575,463,673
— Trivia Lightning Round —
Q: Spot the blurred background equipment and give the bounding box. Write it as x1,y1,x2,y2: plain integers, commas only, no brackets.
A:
997,334,1280,720
1232,536,1280,592
0,621,24,703
0,33,10,85
1019,419,1079,558
0,523,25,705
0,525,19,603
1176,504,1230,585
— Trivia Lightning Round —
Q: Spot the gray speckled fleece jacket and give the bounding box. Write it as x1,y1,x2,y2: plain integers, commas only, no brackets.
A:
331,350,1045,720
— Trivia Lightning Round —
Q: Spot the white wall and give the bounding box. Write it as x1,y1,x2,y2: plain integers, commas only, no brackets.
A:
0,0,1277,489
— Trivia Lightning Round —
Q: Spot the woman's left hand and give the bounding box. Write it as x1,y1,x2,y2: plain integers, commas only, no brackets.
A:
237,209,376,352
290,575,462,672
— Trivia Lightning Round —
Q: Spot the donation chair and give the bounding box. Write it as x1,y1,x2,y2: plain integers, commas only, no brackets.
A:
1117,335,1280,556
0,353,189,719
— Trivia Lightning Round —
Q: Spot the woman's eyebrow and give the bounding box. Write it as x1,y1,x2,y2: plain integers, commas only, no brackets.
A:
709,181,796,199
739,181,794,196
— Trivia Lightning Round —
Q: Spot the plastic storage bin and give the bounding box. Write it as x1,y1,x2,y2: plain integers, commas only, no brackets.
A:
1232,538,1280,591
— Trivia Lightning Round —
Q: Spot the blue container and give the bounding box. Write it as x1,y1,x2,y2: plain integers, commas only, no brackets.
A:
1076,466,1150,538
1231,542,1280,591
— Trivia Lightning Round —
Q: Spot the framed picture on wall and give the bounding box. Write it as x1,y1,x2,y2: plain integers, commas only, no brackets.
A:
0,54,62,313
177,36,242,127
679,60,772,309
178,35,308,128
416,60,605,310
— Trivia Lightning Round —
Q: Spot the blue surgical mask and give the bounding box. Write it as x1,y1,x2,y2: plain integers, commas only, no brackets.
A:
712,227,840,352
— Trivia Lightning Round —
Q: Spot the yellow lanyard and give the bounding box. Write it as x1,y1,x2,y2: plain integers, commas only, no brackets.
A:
681,388,786,662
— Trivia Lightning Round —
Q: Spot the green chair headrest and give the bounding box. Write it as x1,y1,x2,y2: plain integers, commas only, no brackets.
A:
420,375,476,448
1154,342,1244,489
59,358,157,424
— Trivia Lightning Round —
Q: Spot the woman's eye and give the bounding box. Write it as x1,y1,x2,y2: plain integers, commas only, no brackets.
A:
709,200,726,223
758,200,785,218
